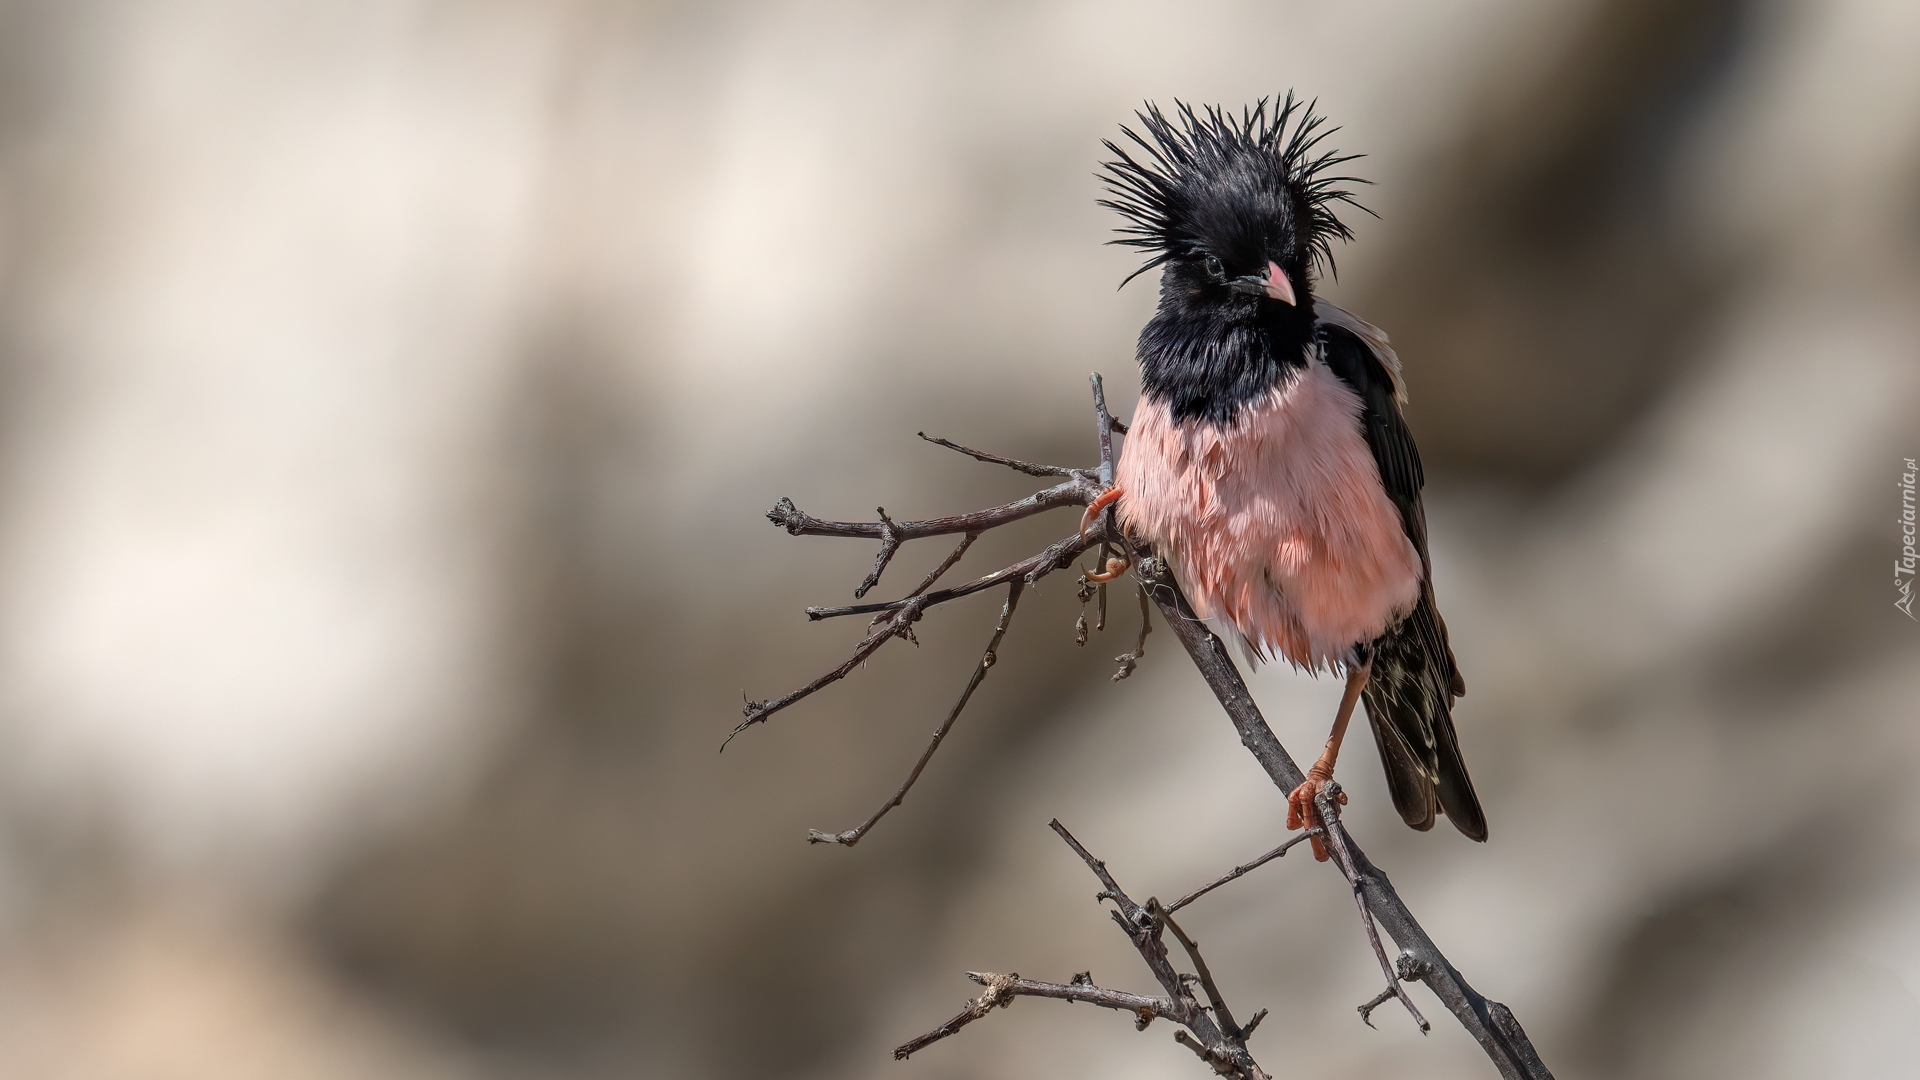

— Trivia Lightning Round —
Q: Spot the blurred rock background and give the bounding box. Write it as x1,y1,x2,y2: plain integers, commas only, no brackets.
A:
0,0,1913,1077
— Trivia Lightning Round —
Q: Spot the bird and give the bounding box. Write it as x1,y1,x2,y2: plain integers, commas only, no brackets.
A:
1080,96,1486,859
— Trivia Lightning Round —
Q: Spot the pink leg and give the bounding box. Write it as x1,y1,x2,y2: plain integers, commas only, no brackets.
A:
1078,485,1125,539
1288,656,1369,861
1078,486,1130,583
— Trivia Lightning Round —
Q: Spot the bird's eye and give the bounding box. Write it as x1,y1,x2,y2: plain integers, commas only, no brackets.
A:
1202,255,1225,282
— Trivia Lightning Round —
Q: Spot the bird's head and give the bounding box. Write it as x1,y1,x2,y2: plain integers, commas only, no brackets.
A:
1100,96,1369,316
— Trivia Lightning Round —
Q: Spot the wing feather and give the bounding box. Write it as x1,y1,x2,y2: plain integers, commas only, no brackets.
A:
1317,306,1486,841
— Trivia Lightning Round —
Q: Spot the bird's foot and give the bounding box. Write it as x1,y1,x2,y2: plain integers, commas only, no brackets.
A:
1078,485,1130,582
1286,764,1347,862
1078,485,1125,539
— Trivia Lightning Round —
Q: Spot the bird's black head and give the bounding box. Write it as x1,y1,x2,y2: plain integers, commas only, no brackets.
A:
1100,96,1370,423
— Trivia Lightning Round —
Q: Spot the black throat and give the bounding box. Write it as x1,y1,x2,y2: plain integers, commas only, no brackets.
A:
1137,291,1318,426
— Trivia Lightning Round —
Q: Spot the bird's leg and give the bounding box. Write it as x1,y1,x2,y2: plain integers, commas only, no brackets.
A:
1078,485,1129,582
1077,484,1124,538
1287,651,1371,861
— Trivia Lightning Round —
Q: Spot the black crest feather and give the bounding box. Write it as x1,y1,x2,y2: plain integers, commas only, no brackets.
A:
1099,94,1372,289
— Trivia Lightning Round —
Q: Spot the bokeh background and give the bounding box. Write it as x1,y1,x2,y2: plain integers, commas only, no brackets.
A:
0,0,1914,1077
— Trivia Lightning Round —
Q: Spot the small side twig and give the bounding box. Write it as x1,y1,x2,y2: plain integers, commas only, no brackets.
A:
728,596,927,746
854,507,902,598
905,532,978,597
1165,829,1321,915
1317,783,1429,1033
768,479,1092,544
1111,583,1152,681
810,581,1024,846
894,972,1180,1059
806,530,1099,622
918,431,1081,477
1152,900,1240,1037
1091,373,1118,486
1361,953,1438,1028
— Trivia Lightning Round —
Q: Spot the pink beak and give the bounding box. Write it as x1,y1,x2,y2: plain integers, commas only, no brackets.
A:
1265,261,1296,306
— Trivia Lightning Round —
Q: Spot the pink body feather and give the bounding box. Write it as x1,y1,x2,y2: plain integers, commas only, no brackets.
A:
1116,360,1421,671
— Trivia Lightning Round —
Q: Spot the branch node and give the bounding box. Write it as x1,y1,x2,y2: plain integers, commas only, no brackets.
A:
766,496,807,534
1172,1030,1243,1077
852,507,901,598
1397,951,1434,982
1358,985,1397,1029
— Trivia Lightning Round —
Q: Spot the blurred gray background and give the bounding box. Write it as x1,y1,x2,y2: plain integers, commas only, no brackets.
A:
0,0,1913,1077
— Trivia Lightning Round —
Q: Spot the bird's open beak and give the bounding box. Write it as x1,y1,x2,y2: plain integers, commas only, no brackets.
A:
1264,260,1296,306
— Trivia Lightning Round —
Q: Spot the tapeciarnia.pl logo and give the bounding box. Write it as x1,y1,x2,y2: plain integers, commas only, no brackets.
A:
1899,457,1917,619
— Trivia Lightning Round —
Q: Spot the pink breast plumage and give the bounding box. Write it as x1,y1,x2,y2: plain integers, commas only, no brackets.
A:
1115,360,1423,671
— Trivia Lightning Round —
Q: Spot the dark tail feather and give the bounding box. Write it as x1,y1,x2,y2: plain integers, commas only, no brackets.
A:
1365,699,1437,830
1363,590,1486,842
1431,711,1487,841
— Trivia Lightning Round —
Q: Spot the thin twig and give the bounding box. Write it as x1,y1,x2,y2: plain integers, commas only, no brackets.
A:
727,597,926,746
1091,372,1117,487
768,478,1094,543
918,431,1081,477
1152,900,1240,1037
893,971,1022,1059
906,532,978,596
1112,583,1151,681
1049,819,1143,920
810,582,1024,846
1165,829,1320,914
806,530,1101,621
1317,783,1427,1032
1358,985,1399,1028
894,973,1181,1060
854,507,902,598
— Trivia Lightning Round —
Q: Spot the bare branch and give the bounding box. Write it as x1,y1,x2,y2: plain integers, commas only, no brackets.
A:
1154,901,1241,1037
893,971,1022,1059
1165,829,1320,915
904,532,978,598
806,529,1100,622
1317,783,1428,1033
1047,821,1269,1080
1049,819,1144,920
1090,372,1119,486
728,597,926,747
1358,985,1400,1028
810,582,1024,846
1112,583,1151,681
894,972,1181,1060
918,431,1081,477
767,478,1093,544
853,507,902,598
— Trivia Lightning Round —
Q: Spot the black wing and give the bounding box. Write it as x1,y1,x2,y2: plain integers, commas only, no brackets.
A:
1318,316,1486,842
